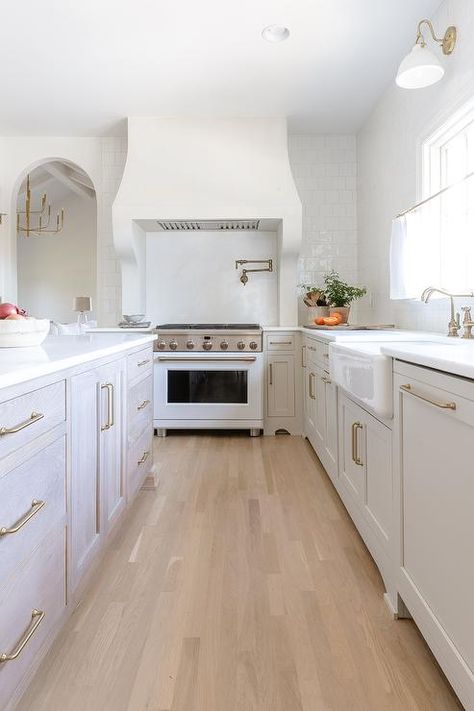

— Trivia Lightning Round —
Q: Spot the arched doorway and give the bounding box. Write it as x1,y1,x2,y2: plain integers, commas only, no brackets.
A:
15,159,97,323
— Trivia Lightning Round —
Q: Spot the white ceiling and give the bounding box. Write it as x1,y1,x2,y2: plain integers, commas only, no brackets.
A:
2,0,442,136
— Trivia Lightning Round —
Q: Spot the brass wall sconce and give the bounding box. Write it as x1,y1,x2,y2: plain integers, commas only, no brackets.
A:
396,19,457,89
17,174,64,237
235,259,273,285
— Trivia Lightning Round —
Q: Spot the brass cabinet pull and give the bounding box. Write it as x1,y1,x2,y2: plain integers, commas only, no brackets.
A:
138,451,150,465
301,345,306,368
270,341,292,345
137,399,150,411
0,499,45,537
309,372,316,400
322,375,332,384
351,422,363,466
269,363,273,385
0,411,44,437
0,609,44,663
100,383,114,430
400,383,456,410
137,358,151,367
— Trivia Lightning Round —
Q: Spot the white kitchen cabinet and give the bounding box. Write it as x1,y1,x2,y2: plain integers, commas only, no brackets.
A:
338,392,392,589
304,339,338,484
394,362,474,709
267,354,295,418
264,331,302,435
70,358,125,593
100,360,126,531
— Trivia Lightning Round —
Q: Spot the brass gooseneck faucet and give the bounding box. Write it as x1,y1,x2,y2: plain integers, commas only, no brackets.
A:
421,287,474,337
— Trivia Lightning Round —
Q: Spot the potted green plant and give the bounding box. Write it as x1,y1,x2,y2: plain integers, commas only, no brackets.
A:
323,270,367,323
298,284,329,325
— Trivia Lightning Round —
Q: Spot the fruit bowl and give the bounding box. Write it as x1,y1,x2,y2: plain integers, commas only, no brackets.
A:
0,318,50,348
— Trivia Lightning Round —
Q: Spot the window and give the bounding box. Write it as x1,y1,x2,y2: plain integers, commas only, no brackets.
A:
391,101,474,300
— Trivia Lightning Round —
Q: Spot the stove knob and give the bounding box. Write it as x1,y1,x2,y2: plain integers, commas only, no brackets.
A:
186,340,195,350
237,341,246,350
203,341,213,351
169,340,178,350
249,341,258,350
220,341,229,350
157,340,167,350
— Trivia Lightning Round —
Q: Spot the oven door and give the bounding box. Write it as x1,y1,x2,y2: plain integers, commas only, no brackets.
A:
154,353,263,422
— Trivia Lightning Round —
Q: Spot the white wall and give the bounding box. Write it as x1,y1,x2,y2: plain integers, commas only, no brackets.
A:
17,190,97,322
358,0,474,332
288,134,358,323
146,230,277,325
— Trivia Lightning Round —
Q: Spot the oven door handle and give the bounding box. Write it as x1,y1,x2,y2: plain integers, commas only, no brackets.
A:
156,356,257,363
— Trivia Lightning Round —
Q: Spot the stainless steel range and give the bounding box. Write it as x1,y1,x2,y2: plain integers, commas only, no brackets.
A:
153,324,263,436
154,323,262,352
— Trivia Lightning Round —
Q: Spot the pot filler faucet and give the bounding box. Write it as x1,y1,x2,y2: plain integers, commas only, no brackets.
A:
421,286,474,337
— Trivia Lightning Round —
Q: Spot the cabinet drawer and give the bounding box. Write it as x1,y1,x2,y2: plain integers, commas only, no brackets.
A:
305,338,329,367
127,347,153,385
128,375,153,444
0,381,66,461
0,436,66,584
127,424,153,501
265,333,295,351
0,523,66,710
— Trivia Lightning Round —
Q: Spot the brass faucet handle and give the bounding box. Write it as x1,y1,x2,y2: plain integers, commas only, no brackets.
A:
462,306,473,323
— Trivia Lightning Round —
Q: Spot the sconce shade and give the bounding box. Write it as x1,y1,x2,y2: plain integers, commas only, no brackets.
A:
73,296,92,312
396,43,444,88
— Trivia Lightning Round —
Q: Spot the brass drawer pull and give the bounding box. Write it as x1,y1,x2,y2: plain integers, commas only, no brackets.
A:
100,383,114,430
0,411,44,437
309,372,316,400
137,358,151,367
0,609,44,663
301,345,306,368
137,399,150,411
0,499,45,537
269,363,273,385
322,375,331,384
400,384,456,410
269,341,292,345
351,422,363,466
138,451,150,465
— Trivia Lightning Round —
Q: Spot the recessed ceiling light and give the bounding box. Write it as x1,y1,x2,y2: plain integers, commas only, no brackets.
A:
261,25,290,43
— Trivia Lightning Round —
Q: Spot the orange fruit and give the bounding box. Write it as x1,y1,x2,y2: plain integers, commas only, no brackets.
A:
314,317,326,325
323,316,340,326
330,312,343,324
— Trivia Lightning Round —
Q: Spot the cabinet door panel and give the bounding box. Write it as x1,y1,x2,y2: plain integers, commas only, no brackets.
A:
267,355,295,418
70,368,101,588
365,417,391,541
324,378,338,480
339,396,366,499
401,388,474,673
100,362,125,530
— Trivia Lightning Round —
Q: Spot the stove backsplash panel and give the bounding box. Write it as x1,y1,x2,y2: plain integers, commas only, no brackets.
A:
146,229,278,325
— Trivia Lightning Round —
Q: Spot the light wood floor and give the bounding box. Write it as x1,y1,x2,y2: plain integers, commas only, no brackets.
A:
19,433,462,711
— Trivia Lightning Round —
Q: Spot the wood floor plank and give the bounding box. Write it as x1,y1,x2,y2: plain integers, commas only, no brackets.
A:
17,433,463,711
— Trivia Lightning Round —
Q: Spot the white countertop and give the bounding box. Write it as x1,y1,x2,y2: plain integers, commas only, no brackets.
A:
381,340,474,380
0,333,156,389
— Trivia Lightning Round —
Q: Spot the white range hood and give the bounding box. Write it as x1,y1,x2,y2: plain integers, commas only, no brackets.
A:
112,117,302,324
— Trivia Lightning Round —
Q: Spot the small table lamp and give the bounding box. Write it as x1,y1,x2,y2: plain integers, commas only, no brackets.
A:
73,296,92,327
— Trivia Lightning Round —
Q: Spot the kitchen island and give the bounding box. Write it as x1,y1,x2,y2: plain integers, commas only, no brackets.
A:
0,332,156,711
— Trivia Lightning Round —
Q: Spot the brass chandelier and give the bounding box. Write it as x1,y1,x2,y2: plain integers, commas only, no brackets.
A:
17,174,64,237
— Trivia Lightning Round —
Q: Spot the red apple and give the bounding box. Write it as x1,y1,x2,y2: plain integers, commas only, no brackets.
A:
0,302,19,319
